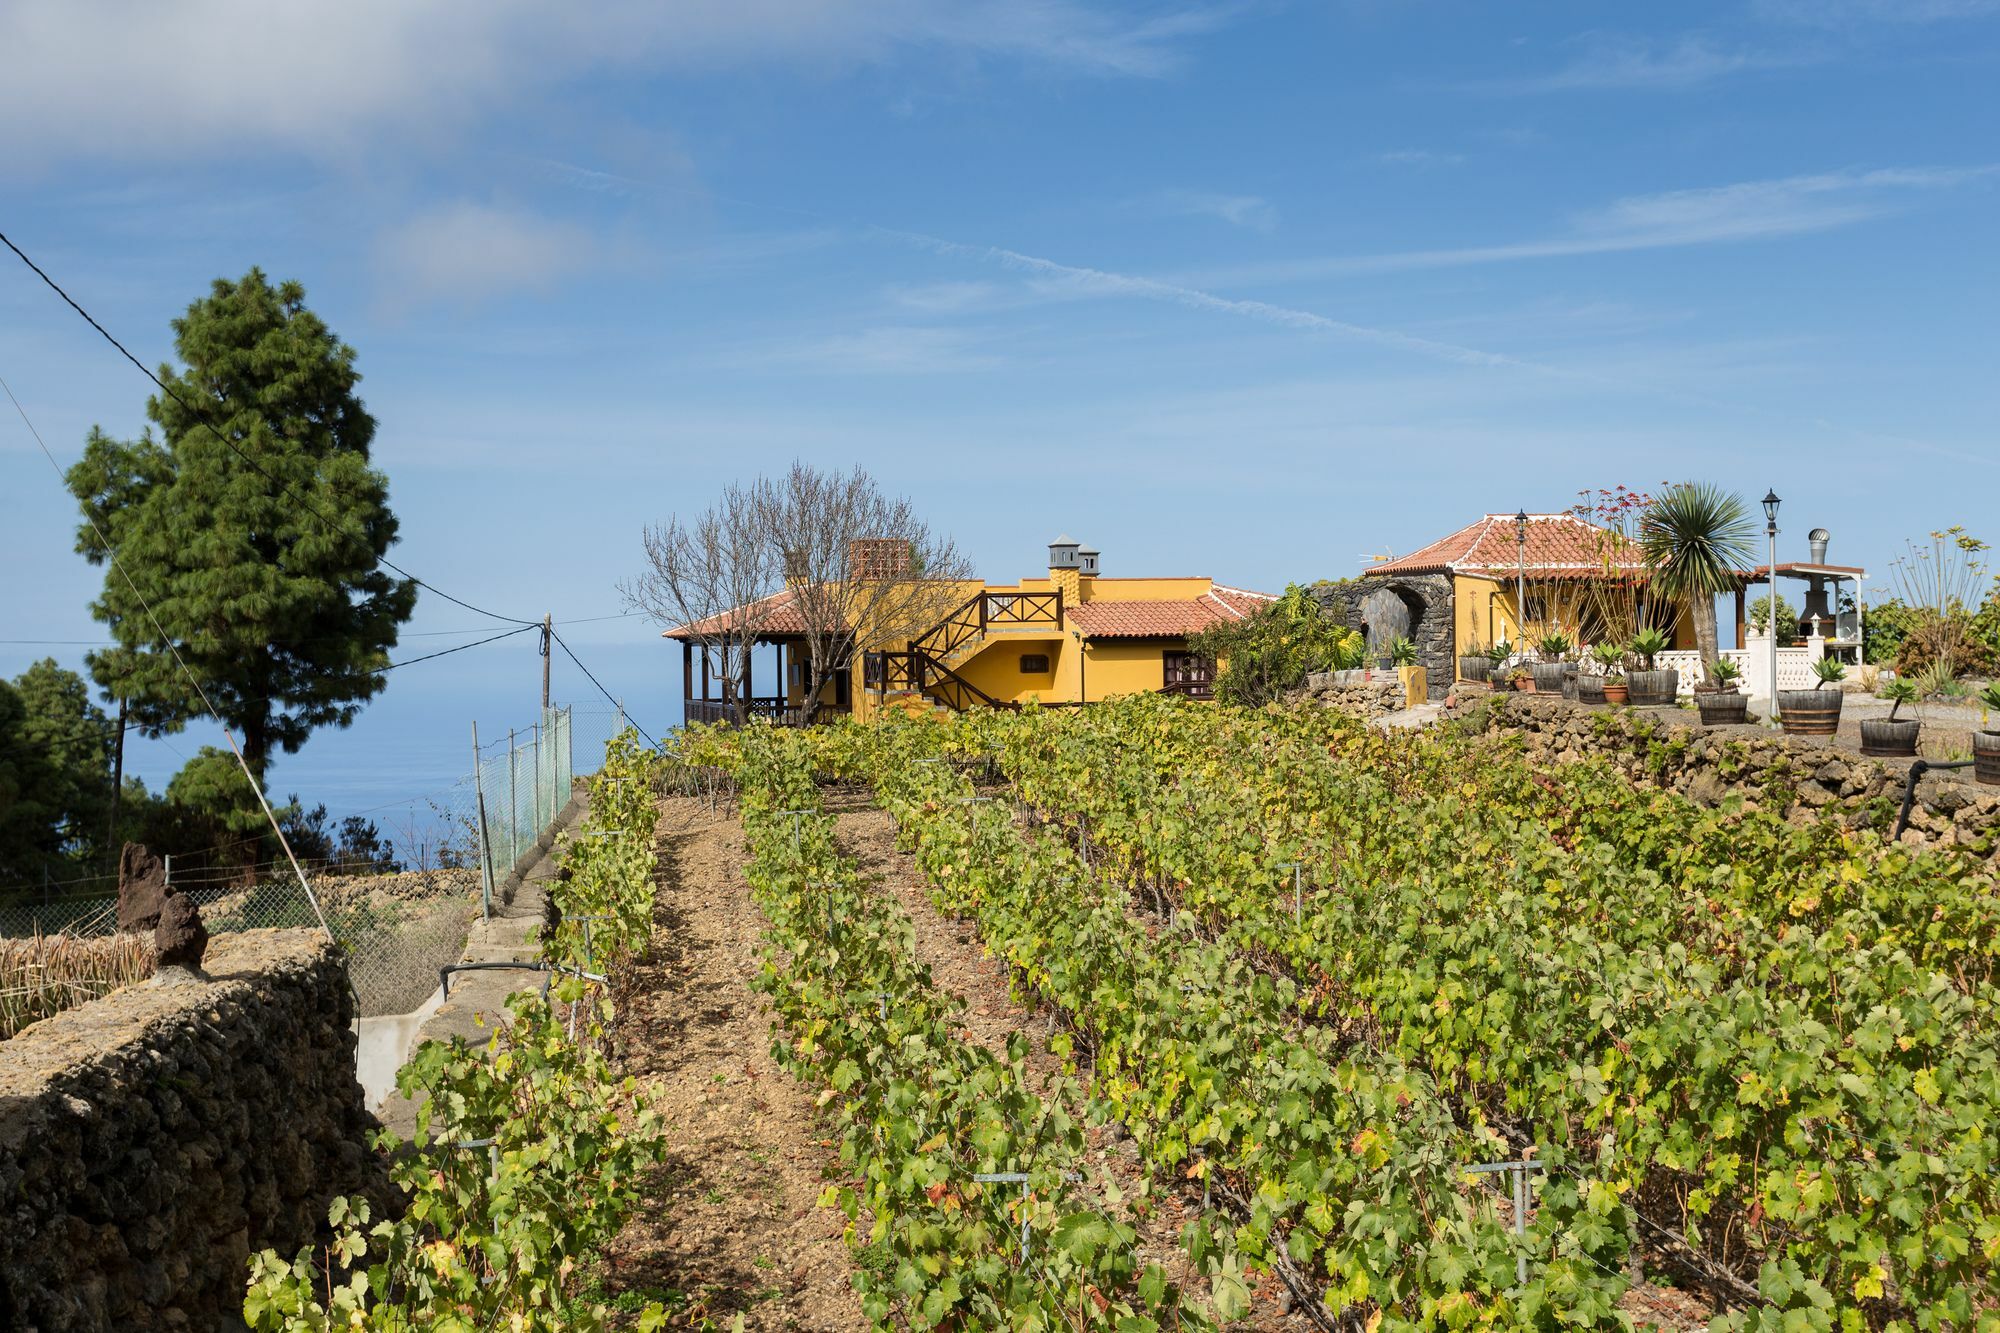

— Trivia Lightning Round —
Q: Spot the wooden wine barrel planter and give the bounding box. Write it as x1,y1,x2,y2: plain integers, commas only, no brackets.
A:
1858,718,1919,758
1696,690,1749,726
1626,669,1680,707
1458,656,1491,682
1778,688,1843,736
1575,674,1605,704
1531,663,1569,695
1974,730,2000,787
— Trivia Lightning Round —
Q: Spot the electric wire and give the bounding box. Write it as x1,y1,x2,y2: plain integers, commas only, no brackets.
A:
548,628,658,749
0,228,535,630
0,367,336,941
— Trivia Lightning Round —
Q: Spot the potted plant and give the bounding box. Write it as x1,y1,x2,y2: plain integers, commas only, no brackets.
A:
1625,628,1679,706
1531,631,1572,696
1485,640,1512,690
1576,645,1607,704
1459,638,1492,683
1974,682,2000,786
1779,657,1846,736
1860,678,1920,758
1591,642,1628,705
1696,657,1749,725
1512,663,1536,692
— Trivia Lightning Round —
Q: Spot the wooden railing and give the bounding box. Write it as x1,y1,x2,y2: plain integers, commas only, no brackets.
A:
684,697,797,726
911,589,1063,662
863,650,1014,713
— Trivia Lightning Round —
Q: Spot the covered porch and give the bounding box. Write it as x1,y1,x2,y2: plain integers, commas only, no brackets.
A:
678,635,850,727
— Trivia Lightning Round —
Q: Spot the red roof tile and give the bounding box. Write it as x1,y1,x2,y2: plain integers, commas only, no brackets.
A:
1067,586,1276,639
660,589,811,640
1368,513,1648,579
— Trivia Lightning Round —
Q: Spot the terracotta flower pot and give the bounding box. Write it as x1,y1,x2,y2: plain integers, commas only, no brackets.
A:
1602,681,1628,705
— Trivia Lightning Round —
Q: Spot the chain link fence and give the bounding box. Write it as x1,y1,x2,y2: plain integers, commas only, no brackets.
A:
0,705,639,1019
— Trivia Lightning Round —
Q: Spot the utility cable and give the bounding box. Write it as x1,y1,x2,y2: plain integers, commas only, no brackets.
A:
548,628,659,749
1,367,335,942
0,228,536,629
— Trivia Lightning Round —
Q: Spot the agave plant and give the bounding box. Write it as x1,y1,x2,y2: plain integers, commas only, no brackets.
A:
1629,627,1671,671
1487,639,1512,665
1710,656,1742,687
1879,677,1919,720
1388,636,1418,667
1638,482,1758,678
1811,656,1847,690
1536,631,1573,661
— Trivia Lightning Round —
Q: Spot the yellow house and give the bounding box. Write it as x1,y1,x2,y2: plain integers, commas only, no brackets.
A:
665,536,1274,723
1355,513,1696,683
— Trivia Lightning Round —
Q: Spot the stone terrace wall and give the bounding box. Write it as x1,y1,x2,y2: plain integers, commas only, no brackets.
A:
1451,692,2000,856
1,930,383,1332
1298,670,1410,720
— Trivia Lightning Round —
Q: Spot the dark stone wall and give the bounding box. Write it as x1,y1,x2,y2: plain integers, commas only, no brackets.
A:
1313,574,1455,700
0,930,383,1332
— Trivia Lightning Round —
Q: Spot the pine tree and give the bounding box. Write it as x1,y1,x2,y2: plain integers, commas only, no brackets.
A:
65,269,416,790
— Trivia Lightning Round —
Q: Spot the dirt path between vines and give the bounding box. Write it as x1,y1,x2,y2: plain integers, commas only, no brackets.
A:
603,796,864,1332
830,802,1302,1331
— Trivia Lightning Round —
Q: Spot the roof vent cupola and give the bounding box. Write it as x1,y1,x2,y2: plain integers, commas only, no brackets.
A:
1048,535,1080,570
1076,546,1100,577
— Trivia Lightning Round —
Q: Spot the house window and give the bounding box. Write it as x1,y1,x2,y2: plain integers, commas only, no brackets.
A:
1020,653,1050,673
1162,651,1214,697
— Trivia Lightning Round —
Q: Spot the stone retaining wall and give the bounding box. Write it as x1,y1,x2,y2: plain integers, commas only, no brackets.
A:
1312,573,1455,699
0,930,383,1331
1298,671,1411,720
1450,692,2000,855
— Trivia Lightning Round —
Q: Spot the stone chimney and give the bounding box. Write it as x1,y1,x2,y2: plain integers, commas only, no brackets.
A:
1047,535,1082,604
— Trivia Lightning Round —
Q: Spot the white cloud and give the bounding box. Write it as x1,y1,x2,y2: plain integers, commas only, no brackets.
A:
1148,189,1279,231
1508,34,1811,92
747,325,1006,374
0,1,1226,166
373,203,597,309
1186,165,1997,286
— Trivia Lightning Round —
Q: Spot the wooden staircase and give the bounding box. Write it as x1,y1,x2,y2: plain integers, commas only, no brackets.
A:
864,589,1063,713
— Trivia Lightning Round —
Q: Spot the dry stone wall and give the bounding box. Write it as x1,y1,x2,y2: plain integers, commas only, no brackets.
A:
0,929,383,1332
1298,670,1410,720
1448,692,2000,856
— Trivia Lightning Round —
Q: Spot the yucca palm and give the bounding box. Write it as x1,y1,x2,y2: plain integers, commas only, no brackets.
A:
1638,482,1757,679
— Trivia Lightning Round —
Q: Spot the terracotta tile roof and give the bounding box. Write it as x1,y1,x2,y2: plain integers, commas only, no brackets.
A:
660,589,810,640
1067,585,1277,639
1368,513,1648,579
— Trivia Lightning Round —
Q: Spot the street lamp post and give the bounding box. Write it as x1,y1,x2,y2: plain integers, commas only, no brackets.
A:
1514,509,1529,657
1762,490,1781,727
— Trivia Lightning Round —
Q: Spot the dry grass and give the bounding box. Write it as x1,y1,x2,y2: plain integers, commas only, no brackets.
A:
0,930,155,1040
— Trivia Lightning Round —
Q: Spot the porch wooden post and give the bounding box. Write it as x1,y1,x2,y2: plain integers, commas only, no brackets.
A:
682,640,692,701
701,645,711,699
1734,587,1747,650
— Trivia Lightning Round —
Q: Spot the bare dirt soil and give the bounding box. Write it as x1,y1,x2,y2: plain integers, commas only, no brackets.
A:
603,796,864,1331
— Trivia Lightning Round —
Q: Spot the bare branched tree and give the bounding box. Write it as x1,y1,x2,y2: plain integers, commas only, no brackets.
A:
620,482,782,722
759,462,973,723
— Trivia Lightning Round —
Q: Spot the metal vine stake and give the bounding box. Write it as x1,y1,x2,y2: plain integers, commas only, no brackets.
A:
1465,1158,1546,1285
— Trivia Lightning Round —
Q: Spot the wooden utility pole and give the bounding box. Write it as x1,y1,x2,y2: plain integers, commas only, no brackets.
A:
541,613,552,711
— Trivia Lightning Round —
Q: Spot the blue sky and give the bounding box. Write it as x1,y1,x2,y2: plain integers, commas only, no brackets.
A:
2,0,1996,817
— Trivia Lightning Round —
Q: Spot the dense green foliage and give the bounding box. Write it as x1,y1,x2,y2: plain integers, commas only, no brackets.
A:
244,735,672,1331
934,695,2000,1330
0,659,113,882
65,269,415,788
1187,583,1364,706
823,717,1633,1330
701,724,1214,1331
